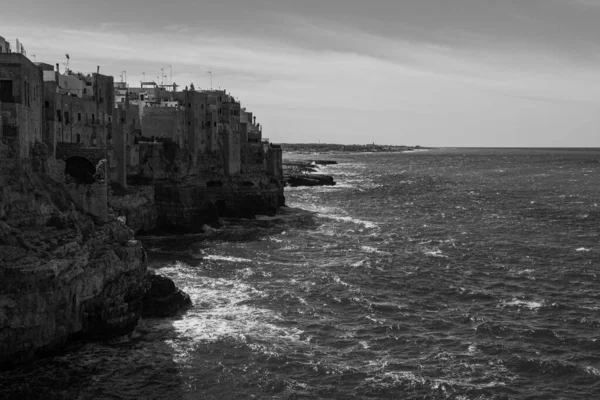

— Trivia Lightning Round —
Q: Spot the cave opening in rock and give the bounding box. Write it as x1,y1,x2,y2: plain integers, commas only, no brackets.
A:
65,156,96,184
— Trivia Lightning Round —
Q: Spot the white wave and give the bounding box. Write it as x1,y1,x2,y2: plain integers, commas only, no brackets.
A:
351,259,366,267
423,249,448,258
360,246,378,253
204,254,253,263
320,214,378,229
576,247,591,252
586,366,600,377
500,298,543,310
162,275,304,364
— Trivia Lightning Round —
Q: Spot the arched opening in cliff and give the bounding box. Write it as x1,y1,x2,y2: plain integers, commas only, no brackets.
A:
65,156,96,184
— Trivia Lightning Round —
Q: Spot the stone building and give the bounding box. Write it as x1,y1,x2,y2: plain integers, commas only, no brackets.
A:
173,89,208,164
0,52,44,158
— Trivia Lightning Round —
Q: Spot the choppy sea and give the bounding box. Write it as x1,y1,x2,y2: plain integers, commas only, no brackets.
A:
2,148,600,399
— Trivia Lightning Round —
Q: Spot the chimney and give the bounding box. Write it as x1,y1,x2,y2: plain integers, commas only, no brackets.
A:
55,63,60,73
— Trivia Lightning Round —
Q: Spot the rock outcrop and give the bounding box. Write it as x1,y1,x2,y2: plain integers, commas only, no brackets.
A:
285,174,335,187
109,185,158,234
283,160,337,187
0,143,149,369
142,273,192,317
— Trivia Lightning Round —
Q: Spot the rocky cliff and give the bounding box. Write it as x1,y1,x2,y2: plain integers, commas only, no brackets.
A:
0,143,149,368
110,143,285,234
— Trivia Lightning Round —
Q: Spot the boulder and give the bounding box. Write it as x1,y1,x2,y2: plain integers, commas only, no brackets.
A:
142,273,192,318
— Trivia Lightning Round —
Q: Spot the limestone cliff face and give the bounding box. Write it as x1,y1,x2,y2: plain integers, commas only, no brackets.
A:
109,186,158,234
110,144,285,233
154,175,284,232
0,143,148,368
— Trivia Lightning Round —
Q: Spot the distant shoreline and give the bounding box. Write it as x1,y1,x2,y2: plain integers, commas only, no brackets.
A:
279,143,426,154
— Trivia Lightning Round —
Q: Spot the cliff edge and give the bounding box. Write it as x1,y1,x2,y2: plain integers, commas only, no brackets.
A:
0,143,149,368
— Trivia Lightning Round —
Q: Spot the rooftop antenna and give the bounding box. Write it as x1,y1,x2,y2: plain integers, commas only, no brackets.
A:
65,54,70,73
169,65,172,85
160,68,164,85
207,71,212,90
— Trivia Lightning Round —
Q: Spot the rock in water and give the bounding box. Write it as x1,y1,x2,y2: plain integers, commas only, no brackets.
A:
283,160,336,187
142,273,192,317
285,174,336,187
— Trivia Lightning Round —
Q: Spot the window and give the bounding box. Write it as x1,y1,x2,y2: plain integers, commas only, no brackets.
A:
188,103,191,107
132,118,135,124
0,80,14,102
65,111,70,125
76,134,81,143
201,104,204,109
44,101,49,108
92,114,95,124
214,122,217,127
57,110,62,122
78,113,81,122
108,116,112,123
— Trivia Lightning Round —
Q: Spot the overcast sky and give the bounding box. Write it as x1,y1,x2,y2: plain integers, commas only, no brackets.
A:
2,0,600,146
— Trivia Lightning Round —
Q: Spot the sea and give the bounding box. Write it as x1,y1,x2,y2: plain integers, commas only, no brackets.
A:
1,148,599,399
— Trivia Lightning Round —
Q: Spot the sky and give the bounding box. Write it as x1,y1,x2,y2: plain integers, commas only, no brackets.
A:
2,0,600,147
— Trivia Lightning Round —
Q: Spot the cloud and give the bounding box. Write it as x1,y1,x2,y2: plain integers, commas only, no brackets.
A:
2,1,599,146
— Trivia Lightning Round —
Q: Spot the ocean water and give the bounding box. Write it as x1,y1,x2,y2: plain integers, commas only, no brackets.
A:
2,148,600,399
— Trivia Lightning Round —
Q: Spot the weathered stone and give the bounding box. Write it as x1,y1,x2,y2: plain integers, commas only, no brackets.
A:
0,143,149,369
285,174,336,187
142,273,191,318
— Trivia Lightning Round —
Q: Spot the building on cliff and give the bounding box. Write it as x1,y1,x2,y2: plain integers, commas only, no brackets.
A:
0,50,43,159
0,33,284,233
0,35,284,369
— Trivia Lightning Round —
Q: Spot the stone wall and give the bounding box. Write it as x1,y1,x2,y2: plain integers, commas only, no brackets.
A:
0,53,44,159
141,107,183,144
223,125,241,175
55,142,107,165
266,145,283,178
